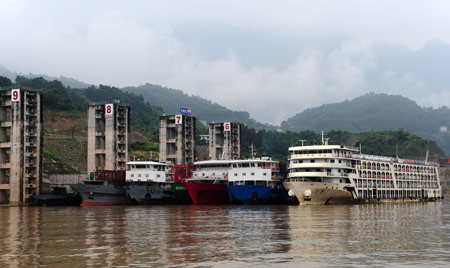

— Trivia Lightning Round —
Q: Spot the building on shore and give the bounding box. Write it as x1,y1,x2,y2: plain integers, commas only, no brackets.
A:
87,103,130,176
159,114,196,165
0,88,43,206
209,122,241,160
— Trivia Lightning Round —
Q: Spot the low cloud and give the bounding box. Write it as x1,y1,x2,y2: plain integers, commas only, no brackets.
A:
1,1,450,124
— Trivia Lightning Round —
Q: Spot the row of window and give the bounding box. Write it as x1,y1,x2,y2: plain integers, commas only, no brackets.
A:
129,173,162,178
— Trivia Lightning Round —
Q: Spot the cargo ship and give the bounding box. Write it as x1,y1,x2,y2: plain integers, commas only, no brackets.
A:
284,136,443,205
124,161,192,205
228,158,295,205
70,170,130,206
183,160,231,205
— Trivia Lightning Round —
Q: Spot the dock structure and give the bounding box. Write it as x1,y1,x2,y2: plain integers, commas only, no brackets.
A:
0,88,43,206
87,103,130,175
159,114,196,165
209,122,241,160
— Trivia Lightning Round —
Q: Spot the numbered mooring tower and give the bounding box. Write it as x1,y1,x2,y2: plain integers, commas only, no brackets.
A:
87,103,130,175
159,114,196,165
209,122,241,160
0,88,43,206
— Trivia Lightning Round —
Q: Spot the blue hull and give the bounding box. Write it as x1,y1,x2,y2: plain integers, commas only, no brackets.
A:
228,185,293,205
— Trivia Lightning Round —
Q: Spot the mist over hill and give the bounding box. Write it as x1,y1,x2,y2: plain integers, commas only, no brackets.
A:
123,83,275,130
281,93,450,154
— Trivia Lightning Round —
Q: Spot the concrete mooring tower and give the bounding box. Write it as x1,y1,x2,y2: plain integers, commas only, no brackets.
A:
0,88,43,206
87,103,130,175
159,114,196,165
209,122,241,160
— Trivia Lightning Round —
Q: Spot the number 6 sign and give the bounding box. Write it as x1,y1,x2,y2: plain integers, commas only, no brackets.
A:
105,104,114,116
175,115,182,125
11,89,20,102
224,122,231,131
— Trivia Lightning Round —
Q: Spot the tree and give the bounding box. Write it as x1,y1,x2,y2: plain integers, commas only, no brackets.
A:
0,76,12,87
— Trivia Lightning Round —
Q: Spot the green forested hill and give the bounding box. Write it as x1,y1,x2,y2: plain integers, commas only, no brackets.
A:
122,83,275,130
281,93,450,154
15,76,164,138
240,128,445,163
6,75,448,163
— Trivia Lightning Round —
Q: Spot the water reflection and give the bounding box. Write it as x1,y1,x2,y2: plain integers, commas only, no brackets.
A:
288,202,450,266
0,202,449,267
124,205,292,266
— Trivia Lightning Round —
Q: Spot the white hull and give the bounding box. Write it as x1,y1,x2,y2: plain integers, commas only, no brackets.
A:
283,181,442,205
283,181,355,205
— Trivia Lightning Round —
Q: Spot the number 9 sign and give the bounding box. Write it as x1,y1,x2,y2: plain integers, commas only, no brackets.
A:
224,122,231,131
105,104,114,116
11,89,20,102
175,115,182,125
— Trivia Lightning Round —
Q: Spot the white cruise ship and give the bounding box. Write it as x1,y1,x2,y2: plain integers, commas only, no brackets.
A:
284,140,442,205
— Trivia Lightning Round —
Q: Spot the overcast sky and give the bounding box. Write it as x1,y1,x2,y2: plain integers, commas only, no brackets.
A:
1,0,450,124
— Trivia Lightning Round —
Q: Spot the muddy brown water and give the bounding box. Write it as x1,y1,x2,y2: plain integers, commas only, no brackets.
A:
0,201,449,267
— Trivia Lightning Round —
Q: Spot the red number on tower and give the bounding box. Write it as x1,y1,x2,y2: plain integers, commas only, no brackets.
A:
224,122,231,131
11,89,20,102
105,104,113,115
175,115,182,124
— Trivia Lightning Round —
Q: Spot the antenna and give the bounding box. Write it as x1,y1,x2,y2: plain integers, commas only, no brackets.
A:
396,143,398,159
299,140,307,146
251,143,255,159
359,143,362,154
321,131,325,145
425,140,430,162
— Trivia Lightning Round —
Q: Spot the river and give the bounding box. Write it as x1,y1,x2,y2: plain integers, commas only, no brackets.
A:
0,201,449,267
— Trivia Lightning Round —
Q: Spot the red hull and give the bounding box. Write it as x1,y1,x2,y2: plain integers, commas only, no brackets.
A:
182,181,229,205
80,202,128,207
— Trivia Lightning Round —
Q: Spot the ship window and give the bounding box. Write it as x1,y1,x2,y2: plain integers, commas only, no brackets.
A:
339,160,342,163
311,160,315,163
331,160,335,163
263,173,267,176
157,174,160,178
212,173,215,176
242,173,246,176
138,174,141,177
145,174,149,178
131,174,134,177
234,173,237,176
251,173,255,176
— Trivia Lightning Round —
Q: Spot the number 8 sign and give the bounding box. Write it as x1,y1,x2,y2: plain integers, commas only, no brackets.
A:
224,122,231,131
11,89,20,102
175,115,182,125
105,104,114,116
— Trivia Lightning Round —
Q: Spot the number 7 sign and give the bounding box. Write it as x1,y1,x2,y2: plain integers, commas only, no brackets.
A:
11,89,20,102
175,115,182,125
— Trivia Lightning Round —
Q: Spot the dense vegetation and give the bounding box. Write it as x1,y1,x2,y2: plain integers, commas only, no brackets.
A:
281,92,450,155
123,83,274,130
240,128,445,163
4,75,447,166
14,76,163,138
0,76,12,87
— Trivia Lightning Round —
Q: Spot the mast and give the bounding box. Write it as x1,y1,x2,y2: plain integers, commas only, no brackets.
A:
251,143,255,159
425,140,430,162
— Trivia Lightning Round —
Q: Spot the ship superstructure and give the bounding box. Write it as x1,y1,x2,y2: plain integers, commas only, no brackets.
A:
124,161,183,204
183,160,231,204
284,142,442,205
227,158,291,204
